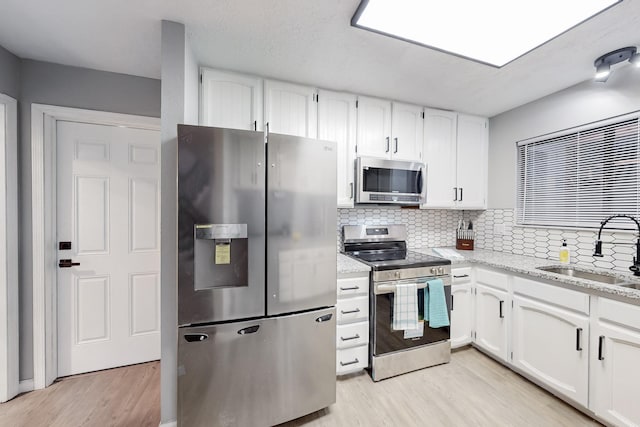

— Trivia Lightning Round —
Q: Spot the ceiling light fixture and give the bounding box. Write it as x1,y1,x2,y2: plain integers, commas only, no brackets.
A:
594,46,638,82
351,0,621,68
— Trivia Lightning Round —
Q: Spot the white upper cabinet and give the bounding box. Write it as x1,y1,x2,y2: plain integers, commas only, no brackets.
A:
318,90,357,208
264,80,317,138
422,108,457,208
200,68,263,131
356,96,392,158
356,97,423,162
422,110,488,209
456,114,488,209
391,102,424,161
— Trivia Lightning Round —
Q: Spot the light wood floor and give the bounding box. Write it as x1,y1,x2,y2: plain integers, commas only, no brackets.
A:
0,348,600,427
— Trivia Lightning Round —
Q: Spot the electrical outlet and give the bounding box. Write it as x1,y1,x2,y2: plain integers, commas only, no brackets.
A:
494,224,505,235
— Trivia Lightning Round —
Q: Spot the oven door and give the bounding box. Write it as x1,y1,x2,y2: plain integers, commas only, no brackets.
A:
372,277,451,356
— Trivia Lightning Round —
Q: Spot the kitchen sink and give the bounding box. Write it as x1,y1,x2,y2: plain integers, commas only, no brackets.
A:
618,282,640,290
536,266,630,285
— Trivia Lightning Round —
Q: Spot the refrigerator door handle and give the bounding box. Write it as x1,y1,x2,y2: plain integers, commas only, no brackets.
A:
315,313,333,323
237,325,260,335
183,333,209,342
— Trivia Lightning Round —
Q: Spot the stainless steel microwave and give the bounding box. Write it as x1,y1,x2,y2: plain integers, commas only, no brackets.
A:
355,156,426,205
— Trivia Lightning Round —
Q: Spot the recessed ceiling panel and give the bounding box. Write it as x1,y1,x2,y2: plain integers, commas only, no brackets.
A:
352,0,622,67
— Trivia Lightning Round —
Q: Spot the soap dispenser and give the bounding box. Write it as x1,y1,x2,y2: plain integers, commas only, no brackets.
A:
559,239,570,264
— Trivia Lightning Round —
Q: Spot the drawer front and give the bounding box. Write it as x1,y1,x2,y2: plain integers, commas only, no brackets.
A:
513,275,589,314
336,321,369,349
337,296,369,323
336,345,368,375
452,267,472,285
337,276,369,298
476,267,509,291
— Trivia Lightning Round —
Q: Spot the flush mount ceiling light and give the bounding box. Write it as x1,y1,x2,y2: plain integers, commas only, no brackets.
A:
351,0,621,67
594,46,638,82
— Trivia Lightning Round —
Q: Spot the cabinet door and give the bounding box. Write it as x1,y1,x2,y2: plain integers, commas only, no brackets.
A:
356,96,392,158
512,295,589,407
200,68,263,131
475,283,508,361
456,114,488,209
591,300,640,427
264,80,317,138
451,283,473,348
391,102,423,161
422,108,457,208
318,90,357,208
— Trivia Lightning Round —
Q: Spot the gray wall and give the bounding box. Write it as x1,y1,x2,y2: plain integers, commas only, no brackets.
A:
0,45,20,100
18,60,161,380
160,20,198,424
488,64,640,209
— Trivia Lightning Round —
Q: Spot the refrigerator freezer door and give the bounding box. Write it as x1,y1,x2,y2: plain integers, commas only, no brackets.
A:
178,125,265,325
266,133,337,315
177,307,336,427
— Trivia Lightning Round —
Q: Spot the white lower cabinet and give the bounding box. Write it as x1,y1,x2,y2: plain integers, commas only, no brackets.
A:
511,276,590,407
451,267,473,348
474,268,509,362
336,273,369,375
590,298,640,426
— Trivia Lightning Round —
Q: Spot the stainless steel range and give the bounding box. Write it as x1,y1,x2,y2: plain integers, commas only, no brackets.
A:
342,224,452,381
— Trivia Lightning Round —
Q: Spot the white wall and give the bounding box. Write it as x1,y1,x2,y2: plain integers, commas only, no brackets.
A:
488,64,640,209
160,20,199,425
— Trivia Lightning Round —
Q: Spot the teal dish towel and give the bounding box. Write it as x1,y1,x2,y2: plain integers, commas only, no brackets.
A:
424,279,450,328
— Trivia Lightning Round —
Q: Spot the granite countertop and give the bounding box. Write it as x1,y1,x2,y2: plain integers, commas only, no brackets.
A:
413,247,640,304
337,253,371,275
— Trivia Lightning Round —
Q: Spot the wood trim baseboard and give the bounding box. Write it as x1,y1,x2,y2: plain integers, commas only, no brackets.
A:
18,379,34,395
31,104,160,390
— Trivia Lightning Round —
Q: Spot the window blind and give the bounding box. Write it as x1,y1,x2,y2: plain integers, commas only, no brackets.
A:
516,115,640,230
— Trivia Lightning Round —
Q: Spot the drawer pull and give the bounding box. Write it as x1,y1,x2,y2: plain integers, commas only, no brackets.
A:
340,334,360,341
340,358,359,367
598,335,605,360
453,274,469,278
576,328,583,351
340,286,360,291
341,308,361,315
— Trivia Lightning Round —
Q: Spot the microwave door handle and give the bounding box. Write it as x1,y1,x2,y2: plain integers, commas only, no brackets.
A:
418,165,426,199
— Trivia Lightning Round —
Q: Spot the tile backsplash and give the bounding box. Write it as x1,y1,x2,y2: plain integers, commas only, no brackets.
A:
337,207,638,273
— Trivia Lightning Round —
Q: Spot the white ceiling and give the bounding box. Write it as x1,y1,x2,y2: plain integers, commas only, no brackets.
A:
1,0,639,117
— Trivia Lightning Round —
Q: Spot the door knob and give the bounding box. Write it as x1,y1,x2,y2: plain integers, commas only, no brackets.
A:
58,259,80,268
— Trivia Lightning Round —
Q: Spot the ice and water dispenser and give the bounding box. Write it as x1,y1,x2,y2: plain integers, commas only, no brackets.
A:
194,223,248,290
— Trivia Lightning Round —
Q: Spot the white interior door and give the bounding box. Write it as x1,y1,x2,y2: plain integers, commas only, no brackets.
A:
56,120,161,377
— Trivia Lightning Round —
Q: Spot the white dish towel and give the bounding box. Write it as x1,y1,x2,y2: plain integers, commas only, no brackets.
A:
392,282,419,331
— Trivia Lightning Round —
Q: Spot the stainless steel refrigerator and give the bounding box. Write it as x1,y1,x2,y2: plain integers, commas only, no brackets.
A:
177,125,337,427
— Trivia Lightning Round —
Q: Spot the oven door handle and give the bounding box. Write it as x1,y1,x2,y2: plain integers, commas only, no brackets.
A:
375,279,451,295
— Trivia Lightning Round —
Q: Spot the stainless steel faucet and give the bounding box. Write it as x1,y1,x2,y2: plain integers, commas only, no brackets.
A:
593,214,640,276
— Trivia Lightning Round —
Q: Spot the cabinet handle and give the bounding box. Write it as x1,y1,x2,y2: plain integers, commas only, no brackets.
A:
340,358,359,367
451,294,454,311
350,182,354,199
576,328,583,351
385,137,390,152
459,187,463,202
453,274,469,278
254,120,257,131
454,187,458,201
394,137,398,153
341,308,361,315
340,334,360,341
598,335,605,360
499,300,504,318
238,325,260,335
339,286,360,291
